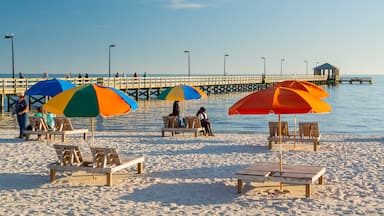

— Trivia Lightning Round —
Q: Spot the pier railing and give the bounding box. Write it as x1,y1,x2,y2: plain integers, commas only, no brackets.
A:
0,75,327,95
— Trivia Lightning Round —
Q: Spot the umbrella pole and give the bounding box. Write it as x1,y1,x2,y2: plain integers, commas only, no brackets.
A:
294,114,297,148
278,115,283,191
91,118,95,147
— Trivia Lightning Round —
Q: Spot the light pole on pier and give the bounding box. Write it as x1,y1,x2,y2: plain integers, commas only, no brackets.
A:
280,58,285,77
224,54,229,76
304,60,308,76
108,44,116,78
4,33,15,79
261,57,266,76
184,50,190,77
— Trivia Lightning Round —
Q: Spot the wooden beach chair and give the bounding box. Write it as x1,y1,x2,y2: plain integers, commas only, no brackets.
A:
267,121,290,149
48,144,144,186
161,115,205,137
24,116,50,140
90,147,144,186
298,122,321,151
235,162,326,198
48,117,88,142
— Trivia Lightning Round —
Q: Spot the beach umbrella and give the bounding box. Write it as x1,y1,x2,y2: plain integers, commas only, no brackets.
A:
43,84,138,143
228,86,331,185
25,78,75,97
274,80,328,98
158,84,207,101
158,84,207,116
274,80,329,139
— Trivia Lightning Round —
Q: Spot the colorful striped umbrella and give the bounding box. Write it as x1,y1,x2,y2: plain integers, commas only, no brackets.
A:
158,85,207,101
43,84,138,143
25,78,75,97
43,84,138,117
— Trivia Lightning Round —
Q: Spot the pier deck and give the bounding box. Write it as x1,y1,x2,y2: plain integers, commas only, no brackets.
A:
0,75,328,113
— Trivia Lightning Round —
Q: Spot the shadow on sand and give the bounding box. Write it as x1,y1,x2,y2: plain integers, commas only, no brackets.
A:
147,144,268,156
120,182,237,205
146,165,245,179
0,173,46,190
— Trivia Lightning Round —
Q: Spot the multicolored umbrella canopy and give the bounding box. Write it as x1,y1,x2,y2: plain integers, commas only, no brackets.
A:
43,84,138,117
229,86,331,181
273,80,328,98
25,78,75,97
158,85,207,101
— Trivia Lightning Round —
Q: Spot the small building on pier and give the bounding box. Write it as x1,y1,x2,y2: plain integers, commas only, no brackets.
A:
314,63,340,82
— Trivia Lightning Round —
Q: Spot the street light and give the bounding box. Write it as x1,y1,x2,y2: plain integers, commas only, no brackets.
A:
261,57,266,75
280,58,285,77
304,60,308,76
4,33,15,79
108,44,116,78
184,50,190,77
224,54,229,76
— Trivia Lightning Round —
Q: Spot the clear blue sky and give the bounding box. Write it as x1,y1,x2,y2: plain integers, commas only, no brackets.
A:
0,0,382,76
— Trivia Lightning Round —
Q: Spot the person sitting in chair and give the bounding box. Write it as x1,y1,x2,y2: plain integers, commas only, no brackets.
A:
196,106,214,136
169,100,185,128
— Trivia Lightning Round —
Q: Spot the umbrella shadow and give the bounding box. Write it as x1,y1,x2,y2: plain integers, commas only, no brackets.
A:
147,144,268,156
0,138,25,144
120,182,237,205
342,137,384,143
146,165,245,179
0,173,46,190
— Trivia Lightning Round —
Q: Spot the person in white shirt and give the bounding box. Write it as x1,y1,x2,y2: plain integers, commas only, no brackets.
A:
196,106,214,136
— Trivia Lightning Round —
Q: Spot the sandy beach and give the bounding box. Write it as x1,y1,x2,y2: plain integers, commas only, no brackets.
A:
0,130,383,215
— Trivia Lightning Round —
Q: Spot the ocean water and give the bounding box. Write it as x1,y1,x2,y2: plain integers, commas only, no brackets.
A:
1,75,382,135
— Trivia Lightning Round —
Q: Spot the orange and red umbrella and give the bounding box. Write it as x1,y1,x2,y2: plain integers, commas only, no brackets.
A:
273,80,329,137
228,86,331,179
273,80,328,98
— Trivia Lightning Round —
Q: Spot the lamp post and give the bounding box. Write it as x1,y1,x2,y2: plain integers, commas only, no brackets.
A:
261,57,266,75
224,54,229,76
4,33,15,79
108,44,116,78
304,60,308,76
184,50,190,77
280,58,285,77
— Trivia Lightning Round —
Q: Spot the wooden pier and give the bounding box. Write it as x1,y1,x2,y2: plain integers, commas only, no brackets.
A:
339,77,373,84
0,75,328,113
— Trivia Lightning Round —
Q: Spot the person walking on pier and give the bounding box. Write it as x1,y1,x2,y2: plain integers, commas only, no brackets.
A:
13,93,28,138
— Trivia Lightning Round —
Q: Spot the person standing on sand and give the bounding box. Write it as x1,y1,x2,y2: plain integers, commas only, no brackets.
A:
13,93,28,138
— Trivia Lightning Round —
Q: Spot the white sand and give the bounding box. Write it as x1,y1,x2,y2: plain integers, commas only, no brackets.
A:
0,130,383,215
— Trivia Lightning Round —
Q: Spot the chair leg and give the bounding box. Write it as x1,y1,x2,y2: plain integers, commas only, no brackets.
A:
107,173,112,186
305,184,311,198
137,162,143,174
319,175,324,185
237,179,243,194
50,169,56,182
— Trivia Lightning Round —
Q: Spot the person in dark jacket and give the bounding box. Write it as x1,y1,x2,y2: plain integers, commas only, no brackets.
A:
13,93,28,138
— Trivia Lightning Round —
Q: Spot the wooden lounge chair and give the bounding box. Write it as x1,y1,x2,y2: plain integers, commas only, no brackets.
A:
235,162,326,198
48,117,88,142
267,121,290,149
47,144,144,186
298,122,321,151
161,115,205,137
24,116,50,140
